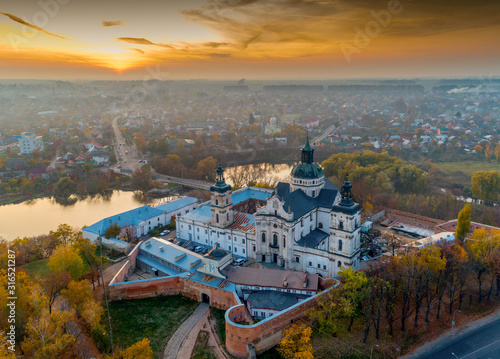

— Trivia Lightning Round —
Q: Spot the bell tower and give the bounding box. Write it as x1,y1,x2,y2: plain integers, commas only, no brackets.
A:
210,166,234,227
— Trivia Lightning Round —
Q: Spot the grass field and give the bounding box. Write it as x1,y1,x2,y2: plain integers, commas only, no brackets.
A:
108,295,199,358
22,258,51,279
436,161,500,177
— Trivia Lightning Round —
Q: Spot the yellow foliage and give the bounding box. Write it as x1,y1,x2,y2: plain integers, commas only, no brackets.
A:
277,323,314,359
61,279,92,315
47,245,84,280
82,299,104,329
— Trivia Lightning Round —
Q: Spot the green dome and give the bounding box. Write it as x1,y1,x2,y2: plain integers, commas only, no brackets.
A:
290,162,324,179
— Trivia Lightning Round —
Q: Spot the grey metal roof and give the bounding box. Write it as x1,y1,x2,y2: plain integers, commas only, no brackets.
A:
247,290,310,311
296,228,329,248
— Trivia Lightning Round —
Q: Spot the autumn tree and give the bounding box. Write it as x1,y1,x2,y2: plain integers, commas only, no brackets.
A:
61,279,93,316
106,338,153,359
455,204,471,242
277,323,313,359
104,222,122,240
21,309,75,358
81,299,104,329
471,171,500,202
73,237,100,289
468,228,500,303
47,245,84,280
53,176,77,198
134,133,147,153
43,271,71,314
49,224,82,246
196,156,217,180
131,168,153,194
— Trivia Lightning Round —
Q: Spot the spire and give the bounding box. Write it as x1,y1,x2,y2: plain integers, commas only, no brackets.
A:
340,174,354,205
301,136,314,163
211,165,231,193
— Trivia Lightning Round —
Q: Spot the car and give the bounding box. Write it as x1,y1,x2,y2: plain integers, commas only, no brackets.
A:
160,231,167,236
202,248,209,254
164,230,170,234
194,246,203,253
188,246,195,251
234,258,246,266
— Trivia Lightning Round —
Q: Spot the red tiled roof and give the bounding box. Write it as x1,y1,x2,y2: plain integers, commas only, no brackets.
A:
228,212,255,233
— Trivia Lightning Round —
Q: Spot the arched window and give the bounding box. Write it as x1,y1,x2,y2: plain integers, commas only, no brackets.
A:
318,222,323,229
338,261,342,267
273,233,278,246
261,232,266,243
312,190,316,197
227,213,229,221
339,221,344,230
215,199,219,206
216,214,219,223
283,236,286,247
338,240,343,251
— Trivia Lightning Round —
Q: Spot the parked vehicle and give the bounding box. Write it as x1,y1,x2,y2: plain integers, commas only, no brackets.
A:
235,258,246,266
194,246,203,252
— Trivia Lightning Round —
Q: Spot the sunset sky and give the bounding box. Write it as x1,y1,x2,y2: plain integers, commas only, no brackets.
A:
0,0,499,80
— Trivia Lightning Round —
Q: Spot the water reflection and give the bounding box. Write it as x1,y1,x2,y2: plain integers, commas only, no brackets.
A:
0,190,160,241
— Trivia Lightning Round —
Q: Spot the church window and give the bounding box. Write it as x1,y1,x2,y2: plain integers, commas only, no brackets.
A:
274,224,278,228
215,199,218,206
262,233,266,243
323,265,326,270
312,190,315,197
234,247,237,253
229,246,231,251
273,233,278,246
226,198,228,204
283,236,286,247
243,249,246,253
197,228,199,232
317,263,321,269
216,214,219,223
338,261,341,267
338,240,343,251
309,261,312,266
242,239,245,244
301,219,304,227
318,222,323,229
296,256,300,263
227,213,229,221
339,221,344,230
253,245,256,252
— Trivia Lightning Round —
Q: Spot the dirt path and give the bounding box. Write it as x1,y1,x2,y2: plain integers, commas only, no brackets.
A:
176,308,232,359
163,303,210,359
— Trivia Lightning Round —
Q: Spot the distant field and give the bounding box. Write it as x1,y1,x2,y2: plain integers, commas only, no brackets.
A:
22,258,92,280
436,161,500,176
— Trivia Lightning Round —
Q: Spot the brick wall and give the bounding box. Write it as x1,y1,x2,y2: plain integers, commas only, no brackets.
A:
225,291,323,358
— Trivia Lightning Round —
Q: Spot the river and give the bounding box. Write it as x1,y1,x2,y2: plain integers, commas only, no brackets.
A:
0,163,294,241
0,191,177,241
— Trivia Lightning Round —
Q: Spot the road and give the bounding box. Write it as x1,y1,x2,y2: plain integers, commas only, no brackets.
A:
311,123,336,146
409,313,500,359
111,117,212,190
111,116,141,173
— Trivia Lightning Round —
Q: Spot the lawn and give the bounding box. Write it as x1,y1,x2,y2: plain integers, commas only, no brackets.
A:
22,258,51,280
108,295,199,358
22,258,94,281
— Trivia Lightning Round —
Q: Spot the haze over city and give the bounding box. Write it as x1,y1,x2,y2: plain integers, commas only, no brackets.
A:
1,0,499,79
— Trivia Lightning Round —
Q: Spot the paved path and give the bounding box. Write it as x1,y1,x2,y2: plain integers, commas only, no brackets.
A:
405,308,500,359
163,303,210,359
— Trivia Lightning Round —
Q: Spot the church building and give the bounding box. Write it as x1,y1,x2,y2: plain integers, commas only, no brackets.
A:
176,138,362,277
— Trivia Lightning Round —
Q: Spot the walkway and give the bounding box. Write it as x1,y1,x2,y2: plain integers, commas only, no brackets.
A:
163,303,210,359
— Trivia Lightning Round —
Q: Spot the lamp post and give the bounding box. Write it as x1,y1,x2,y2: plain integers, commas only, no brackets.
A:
451,352,458,359
370,344,379,359
452,309,461,330
99,231,114,352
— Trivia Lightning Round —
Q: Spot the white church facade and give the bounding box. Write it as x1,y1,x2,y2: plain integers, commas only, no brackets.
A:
176,138,362,277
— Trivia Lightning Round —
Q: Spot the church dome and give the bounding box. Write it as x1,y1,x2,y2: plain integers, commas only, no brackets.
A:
290,136,324,179
290,162,324,179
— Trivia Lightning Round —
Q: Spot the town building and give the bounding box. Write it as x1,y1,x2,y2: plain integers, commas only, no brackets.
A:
264,116,282,135
18,132,44,154
177,138,362,277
